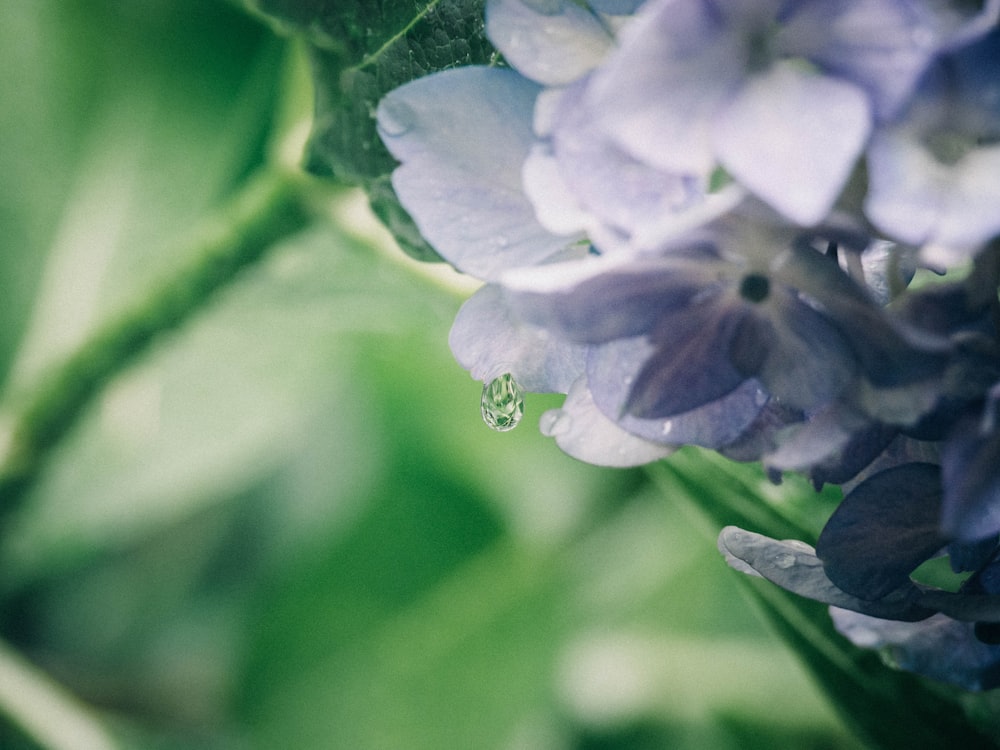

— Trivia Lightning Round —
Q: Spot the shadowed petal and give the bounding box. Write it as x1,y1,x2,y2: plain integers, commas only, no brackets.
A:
587,335,767,447
817,462,948,600
831,609,1000,691
719,526,934,621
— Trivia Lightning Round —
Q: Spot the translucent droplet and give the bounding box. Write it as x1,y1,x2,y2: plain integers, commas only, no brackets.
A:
772,552,796,569
481,373,524,432
378,98,416,137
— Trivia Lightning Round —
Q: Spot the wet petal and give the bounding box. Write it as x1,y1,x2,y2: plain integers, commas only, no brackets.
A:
718,526,934,621
449,284,587,393
503,252,724,343
486,0,613,86
540,377,673,466
377,67,579,281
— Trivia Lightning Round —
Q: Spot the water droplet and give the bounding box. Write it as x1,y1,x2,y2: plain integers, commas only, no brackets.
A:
661,420,673,435
481,373,525,432
772,552,796,569
540,408,571,437
378,98,416,137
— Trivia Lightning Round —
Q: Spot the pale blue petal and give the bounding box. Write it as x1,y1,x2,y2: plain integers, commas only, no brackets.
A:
778,0,940,121
449,284,586,393
521,143,594,236
486,0,613,86
540,377,674,466
585,0,740,174
718,527,934,621
542,78,740,253
864,128,943,246
377,67,578,281
713,62,871,225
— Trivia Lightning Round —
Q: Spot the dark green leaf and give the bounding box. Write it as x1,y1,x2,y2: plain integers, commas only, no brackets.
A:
245,0,498,261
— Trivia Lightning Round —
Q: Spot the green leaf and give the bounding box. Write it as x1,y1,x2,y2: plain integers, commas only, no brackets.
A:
244,0,498,261
649,452,1000,750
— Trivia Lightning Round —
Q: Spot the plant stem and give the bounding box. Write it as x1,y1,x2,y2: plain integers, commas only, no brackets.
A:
0,167,314,513
0,637,119,750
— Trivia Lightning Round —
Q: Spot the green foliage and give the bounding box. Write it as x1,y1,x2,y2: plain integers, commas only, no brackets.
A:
0,1,996,748
246,0,497,261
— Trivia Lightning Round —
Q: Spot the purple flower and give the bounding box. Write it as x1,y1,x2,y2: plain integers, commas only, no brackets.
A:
503,210,948,454
865,28,1000,266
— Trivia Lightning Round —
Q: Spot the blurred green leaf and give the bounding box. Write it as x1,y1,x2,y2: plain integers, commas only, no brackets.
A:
649,453,1000,750
244,0,496,261
0,0,286,384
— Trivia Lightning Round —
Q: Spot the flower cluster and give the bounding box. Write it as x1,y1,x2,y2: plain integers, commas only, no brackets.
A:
376,0,1000,690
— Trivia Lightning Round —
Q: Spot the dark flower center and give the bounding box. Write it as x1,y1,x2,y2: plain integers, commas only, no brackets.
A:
739,273,770,303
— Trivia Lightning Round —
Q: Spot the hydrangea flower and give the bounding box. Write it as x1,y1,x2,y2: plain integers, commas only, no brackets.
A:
865,27,1000,266
375,0,1000,689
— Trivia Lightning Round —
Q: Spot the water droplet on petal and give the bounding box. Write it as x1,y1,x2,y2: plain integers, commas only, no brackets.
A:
772,552,796,569
540,408,571,437
481,373,525,432
661,420,673,436
378,98,416,137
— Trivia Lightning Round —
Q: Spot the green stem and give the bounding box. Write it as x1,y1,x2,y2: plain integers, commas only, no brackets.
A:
0,167,314,512
0,637,119,750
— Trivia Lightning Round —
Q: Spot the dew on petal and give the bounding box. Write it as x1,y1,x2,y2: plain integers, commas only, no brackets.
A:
540,407,572,437
482,373,525,432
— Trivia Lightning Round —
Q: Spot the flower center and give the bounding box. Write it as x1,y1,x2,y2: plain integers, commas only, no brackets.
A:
739,273,770,303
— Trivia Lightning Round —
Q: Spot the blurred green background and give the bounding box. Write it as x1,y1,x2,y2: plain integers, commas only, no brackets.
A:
0,1,861,747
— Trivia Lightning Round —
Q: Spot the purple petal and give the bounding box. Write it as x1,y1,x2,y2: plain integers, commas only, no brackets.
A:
713,61,871,225
778,0,944,122
719,527,934,621
540,377,674,466
449,284,587,393
503,252,725,343
586,335,768,447
486,0,613,86
739,287,858,410
817,462,948,600
831,608,1000,691
941,398,1000,542
377,67,579,281
585,0,741,175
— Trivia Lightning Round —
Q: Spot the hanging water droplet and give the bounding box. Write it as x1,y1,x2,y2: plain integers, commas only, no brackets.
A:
481,373,524,432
